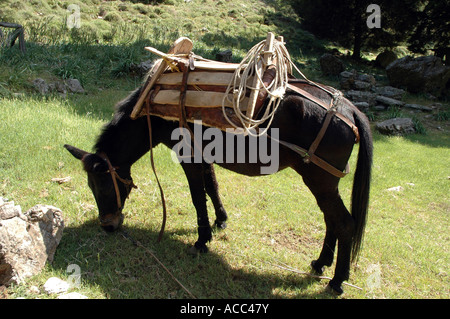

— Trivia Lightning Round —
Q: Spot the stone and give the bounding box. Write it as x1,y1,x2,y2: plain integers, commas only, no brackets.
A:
32,78,85,95
353,80,372,91
374,86,405,100
374,105,386,111
404,103,433,112
357,73,376,86
57,292,88,299
353,102,370,112
320,53,345,76
375,95,405,107
25,205,64,263
130,59,154,77
386,55,450,96
387,186,404,192
375,50,398,69
65,79,85,94
344,90,377,106
340,70,376,91
43,277,70,294
0,199,64,286
339,70,356,90
376,118,415,136
216,49,233,63
32,78,49,95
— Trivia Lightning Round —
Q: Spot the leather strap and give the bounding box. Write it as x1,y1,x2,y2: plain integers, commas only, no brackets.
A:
283,82,357,178
97,152,137,210
286,83,360,143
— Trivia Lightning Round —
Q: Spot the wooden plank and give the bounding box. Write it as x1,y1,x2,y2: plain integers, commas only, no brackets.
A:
156,71,252,87
152,90,248,110
130,37,193,119
194,60,243,71
157,71,232,86
137,104,243,131
246,32,275,123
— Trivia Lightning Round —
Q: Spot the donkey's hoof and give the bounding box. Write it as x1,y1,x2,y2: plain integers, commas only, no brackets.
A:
327,280,344,295
214,220,227,230
188,243,209,255
311,260,324,275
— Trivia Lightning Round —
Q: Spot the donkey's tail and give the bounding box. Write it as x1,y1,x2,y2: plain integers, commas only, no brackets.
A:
351,111,373,262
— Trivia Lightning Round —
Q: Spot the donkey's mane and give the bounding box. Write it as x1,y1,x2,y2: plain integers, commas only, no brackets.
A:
93,87,143,154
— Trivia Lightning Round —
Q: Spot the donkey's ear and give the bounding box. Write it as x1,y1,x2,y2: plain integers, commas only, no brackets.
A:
64,144,89,160
82,154,109,173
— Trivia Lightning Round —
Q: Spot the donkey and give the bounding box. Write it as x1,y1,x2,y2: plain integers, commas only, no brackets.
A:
64,82,372,294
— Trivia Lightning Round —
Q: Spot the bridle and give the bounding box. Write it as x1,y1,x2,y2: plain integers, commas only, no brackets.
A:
98,152,137,213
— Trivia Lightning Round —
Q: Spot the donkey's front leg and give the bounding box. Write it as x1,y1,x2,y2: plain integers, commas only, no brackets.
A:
181,162,212,254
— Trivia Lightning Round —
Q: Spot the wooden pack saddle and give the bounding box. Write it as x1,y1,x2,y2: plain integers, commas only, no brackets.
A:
130,34,288,131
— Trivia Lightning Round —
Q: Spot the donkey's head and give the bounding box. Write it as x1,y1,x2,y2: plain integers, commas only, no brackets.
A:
64,144,136,232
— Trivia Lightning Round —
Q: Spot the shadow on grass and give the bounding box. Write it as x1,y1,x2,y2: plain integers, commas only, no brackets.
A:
51,219,334,299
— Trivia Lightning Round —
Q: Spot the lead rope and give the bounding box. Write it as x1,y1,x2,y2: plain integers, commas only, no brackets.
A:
121,230,197,299
145,98,167,243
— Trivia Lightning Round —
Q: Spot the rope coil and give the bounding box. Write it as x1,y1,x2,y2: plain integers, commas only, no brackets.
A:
222,38,297,136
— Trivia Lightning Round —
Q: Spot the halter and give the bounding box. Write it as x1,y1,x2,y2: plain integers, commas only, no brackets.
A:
98,152,137,211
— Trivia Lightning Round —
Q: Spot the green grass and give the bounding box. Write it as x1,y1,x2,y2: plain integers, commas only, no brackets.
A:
1,93,448,299
1,0,449,300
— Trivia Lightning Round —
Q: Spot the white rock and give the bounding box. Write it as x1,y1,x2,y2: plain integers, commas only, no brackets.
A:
57,292,88,299
43,277,70,294
387,186,404,192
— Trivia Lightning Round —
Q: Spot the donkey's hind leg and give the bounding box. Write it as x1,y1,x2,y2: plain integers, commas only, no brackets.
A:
203,163,228,230
302,171,354,294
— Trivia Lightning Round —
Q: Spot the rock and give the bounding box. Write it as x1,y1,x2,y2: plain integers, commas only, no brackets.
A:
375,95,405,107
25,205,64,263
357,73,376,86
340,70,375,91
353,102,370,112
0,199,64,286
344,90,377,106
387,186,404,192
43,277,70,294
376,118,415,135
404,103,433,112
374,86,405,100
374,105,387,111
386,55,450,96
32,78,84,95
353,80,372,91
32,78,49,95
130,59,154,77
320,53,345,76
216,49,232,63
57,292,88,299
0,200,46,286
375,50,398,69
66,79,85,94
339,70,356,90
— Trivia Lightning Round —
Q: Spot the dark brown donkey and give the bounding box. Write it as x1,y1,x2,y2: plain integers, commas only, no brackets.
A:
64,81,372,295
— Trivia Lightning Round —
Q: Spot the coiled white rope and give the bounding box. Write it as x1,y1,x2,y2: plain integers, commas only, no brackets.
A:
222,38,292,136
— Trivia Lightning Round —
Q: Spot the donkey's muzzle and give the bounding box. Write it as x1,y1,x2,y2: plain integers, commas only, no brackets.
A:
100,212,124,232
